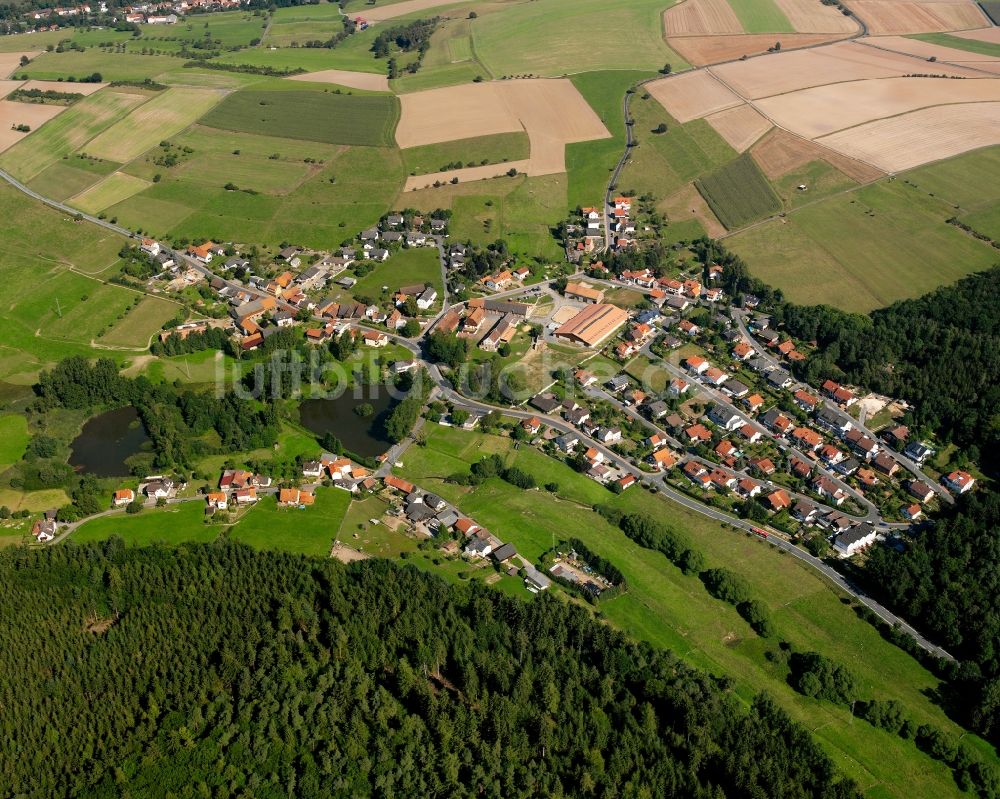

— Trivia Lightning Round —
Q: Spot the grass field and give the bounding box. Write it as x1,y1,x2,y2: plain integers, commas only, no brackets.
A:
727,0,794,32
199,89,399,146
402,132,530,176
84,87,225,162
26,155,119,202
0,415,29,471
138,11,267,50
566,70,649,209
397,424,998,799
473,0,686,76
100,295,180,348
0,88,148,181
69,172,152,214
351,246,441,298
911,32,1000,57
230,490,351,557
770,158,860,211
727,176,1000,311
903,145,1000,239
18,51,182,82
73,501,219,545
695,151,782,229
619,96,737,200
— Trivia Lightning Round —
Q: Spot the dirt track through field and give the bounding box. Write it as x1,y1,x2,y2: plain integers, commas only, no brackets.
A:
397,79,610,189
0,99,65,153
848,0,988,33
646,70,741,121
287,69,390,92
706,103,773,150
668,32,843,65
817,101,1000,170
754,75,1000,138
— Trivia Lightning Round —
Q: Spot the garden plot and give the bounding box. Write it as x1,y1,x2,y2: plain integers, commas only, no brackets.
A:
645,70,741,122
816,102,1000,171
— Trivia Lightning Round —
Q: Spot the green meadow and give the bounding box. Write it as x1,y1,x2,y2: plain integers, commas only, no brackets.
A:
73,501,219,545
911,31,1000,57
727,0,794,32
229,490,352,557
17,50,182,82
351,246,442,297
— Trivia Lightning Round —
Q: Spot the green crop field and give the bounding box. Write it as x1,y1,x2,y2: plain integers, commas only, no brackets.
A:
566,70,648,209
0,88,148,181
26,155,120,202
351,246,441,298
903,145,1000,239
199,89,399,146
727,177,999,311
397,424,998,799
695,151,781,229
230,490,352,557
69,172,151,214
727,0,794,32
83,87,225,162
473,0,686,76
0,415,29,470
620,97,737,202
17,50,182,82
402,132,529,176
73,501,220,545
911,31,1000,57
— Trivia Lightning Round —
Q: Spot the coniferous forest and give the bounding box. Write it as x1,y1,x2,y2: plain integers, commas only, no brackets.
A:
0,540,861,799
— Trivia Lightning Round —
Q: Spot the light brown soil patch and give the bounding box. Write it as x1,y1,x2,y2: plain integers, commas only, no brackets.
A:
848,0,988,33
751,127,884,182
953,27,1000,44
397,78,609,188
710,39,980,99
668,32,845,66
0,79,23,99
363,0,467,21
0,52,38,79
0,99,65,153
817,101,1000,170
331,542,371,562
646,70,741,122
869,34,1000,62
663,0,743,36
705,103,773,150
287,69,391,92
662,182,727,236
18,79,107,95
755,75,1000,138
774,0,859,31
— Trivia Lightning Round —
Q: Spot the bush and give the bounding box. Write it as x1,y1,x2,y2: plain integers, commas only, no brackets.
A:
788,652,856,704
700,568,752,605
738,599,774,637
125,501,143,515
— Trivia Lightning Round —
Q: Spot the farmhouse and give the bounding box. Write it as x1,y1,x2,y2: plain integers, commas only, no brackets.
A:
565,281,605,304
112,488,134,508
554,303,629,347
479,314,518,352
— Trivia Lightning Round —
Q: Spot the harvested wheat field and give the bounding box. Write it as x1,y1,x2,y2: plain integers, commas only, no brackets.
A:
751,128,884,182
0,99,65,152
755,76,1000,138
705,103,772,151
864,35,1000,72
773,0,858,32
396,79,609,187
668,32,842,65
711,40,978,98
287,69,390,92
663,0,743,35
662,182,727,236
0,52,37,79
849,0,987,33
953,27,1000,44
0,80,23,99
18,79,107,95
363,0,466,21
817,102,1000,171
646,70,741,122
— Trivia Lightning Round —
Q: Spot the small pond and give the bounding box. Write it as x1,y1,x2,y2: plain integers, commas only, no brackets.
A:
69,406,149,477
298,385,398,459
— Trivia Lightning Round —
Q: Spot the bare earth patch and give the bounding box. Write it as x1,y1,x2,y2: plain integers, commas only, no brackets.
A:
705,103,772,151
331,542,371,562
849,0,988,34
750,128,884,182
953,27,1000,44
398,79,610,190
363,0,468,21
287,69,390,92
816,101,1000,171
668,32,843,65
0,100,66,153
773,0,858,32
863,35,1000,73
0,79,23,99
754,75,1000,138
710,39,979,99
0,52,38,79
663,0,743,36
646,70,741,122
